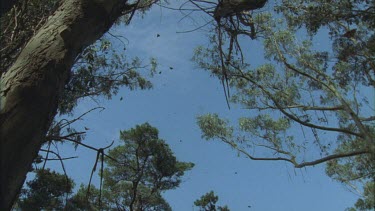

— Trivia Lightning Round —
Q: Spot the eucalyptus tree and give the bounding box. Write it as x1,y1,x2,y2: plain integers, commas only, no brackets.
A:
0,0,159,209
189,0,374,209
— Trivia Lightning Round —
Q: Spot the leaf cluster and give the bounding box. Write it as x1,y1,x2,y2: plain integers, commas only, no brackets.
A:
194,191,230,211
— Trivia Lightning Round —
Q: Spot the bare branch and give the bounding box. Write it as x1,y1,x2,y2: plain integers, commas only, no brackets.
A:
41,156,78,161
244,104,345,111
360,116,375,122
294,150,371,168
56,107,105,129
39,148,71,203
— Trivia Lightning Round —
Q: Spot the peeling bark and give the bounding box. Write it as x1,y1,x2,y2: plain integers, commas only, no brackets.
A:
0,0,131,209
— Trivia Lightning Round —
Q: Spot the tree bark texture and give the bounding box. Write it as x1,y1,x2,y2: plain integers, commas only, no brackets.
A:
0,0,130,209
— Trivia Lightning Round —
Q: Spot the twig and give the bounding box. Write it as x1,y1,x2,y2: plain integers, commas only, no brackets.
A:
41,156,78,161
39,149,71,204
176,20,214,33
42,141,52,170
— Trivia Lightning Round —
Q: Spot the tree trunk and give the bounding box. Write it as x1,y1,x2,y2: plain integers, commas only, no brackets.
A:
0,0,130,209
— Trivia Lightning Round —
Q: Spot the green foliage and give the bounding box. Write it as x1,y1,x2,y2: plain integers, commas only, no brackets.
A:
326,137,375,211
192,0,375,209
275,0,375,89
353,182,375,210
275,0,375,35
19,124,193,210
197,114,233,140
194,191,230,211
344,181,375,211
103,123,194,210
59,39,153,115
17,169,74,210
50,25,156,151
66,185,107,210
0,0,157,149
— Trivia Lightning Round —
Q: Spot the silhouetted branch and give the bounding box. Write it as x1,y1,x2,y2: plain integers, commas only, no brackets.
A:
39,148,71,204
86,141,114,208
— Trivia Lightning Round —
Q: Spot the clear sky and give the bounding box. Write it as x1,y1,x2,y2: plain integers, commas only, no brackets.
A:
42,2,363,211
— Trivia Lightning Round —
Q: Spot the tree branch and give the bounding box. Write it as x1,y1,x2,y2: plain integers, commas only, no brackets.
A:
219,136,371,168
230,71,363,138
294,149,371,168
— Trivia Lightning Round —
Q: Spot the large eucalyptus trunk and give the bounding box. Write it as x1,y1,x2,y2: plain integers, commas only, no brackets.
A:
0,0,130,209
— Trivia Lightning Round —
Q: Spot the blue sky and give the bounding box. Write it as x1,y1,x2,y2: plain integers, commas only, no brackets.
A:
42,2,365,211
